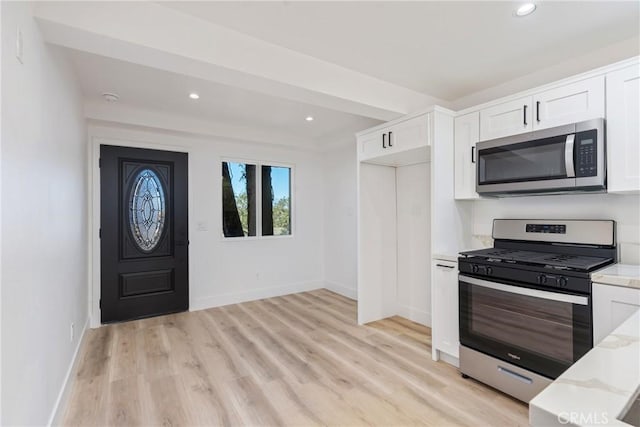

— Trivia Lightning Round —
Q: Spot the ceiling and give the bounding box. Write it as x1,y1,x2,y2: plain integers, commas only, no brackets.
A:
162,1,640,101
66,49,381,148
58,1,639,148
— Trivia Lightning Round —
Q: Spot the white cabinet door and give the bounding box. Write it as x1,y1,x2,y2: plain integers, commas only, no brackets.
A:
432,259,459,359
454,112,480,200
533,76,605,130
606,65,640,193
593,283,640,345
358,114,429,163
389,114,429,152
479,96,532,141
358,130,385,162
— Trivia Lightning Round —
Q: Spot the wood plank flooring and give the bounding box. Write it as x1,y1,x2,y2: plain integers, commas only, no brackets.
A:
62,289,527,426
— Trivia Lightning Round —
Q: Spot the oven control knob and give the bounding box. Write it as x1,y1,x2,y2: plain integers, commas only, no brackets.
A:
557,277,568,287
537,274,547,285
486,267,493,276
472,264,479,274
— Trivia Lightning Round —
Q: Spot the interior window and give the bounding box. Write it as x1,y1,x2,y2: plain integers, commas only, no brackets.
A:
222,161,256,237
261,165,291,236
222,161,291,238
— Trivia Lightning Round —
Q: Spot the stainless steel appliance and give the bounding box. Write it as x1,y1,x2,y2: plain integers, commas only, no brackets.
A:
476,119,605,196
458,219,616,402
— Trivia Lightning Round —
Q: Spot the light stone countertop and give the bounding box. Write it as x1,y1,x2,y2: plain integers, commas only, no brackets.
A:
432,253,459,263
592,264,640,290
529,308,640,426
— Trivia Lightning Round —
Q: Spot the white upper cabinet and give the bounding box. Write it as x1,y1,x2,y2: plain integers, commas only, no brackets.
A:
357,114,429,164
532,76,605,130
479,96,532,141
390,114,428,152
454,112,480,200
606,65,640,193
358,130,385,160
478,76,605,141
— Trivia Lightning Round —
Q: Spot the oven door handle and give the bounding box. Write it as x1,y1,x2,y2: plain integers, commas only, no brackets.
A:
459,275,589,305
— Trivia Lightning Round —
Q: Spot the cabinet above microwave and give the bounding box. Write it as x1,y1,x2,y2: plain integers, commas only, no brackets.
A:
479,76,605,142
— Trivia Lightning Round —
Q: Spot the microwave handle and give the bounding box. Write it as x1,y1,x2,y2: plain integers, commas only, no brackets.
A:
565,134,576,178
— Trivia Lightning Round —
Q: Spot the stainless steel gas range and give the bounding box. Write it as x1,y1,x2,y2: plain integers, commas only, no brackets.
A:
458,219,616,402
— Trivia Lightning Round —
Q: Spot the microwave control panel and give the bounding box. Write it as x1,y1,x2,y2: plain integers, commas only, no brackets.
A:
575,129,598,177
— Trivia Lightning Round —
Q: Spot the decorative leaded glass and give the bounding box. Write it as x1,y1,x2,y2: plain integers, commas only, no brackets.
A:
129,168,166,251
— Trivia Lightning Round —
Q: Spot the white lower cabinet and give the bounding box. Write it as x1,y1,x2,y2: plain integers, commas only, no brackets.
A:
593,283,640,345
432,259,459,361
606,64,640,193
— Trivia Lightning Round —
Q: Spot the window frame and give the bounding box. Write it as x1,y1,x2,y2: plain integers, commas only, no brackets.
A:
220,157,295,241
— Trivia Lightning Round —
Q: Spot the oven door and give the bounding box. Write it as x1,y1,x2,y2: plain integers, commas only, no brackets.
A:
459,275,592,379
476,131,576,194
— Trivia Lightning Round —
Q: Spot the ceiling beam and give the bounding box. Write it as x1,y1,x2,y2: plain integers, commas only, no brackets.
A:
34,2,441,121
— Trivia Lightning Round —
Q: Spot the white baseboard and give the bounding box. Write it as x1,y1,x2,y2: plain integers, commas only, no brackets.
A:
190,280,324,312
396,303,431,327
323,281,357,300
48,318,89,426
437,350,460,368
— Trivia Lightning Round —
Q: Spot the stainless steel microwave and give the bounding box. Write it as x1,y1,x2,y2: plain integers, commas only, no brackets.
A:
476,118,605,196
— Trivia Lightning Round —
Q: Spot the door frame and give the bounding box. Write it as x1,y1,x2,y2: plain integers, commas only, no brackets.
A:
89,136,193,328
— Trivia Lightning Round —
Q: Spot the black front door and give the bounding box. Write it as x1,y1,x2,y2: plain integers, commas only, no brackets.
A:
100,145,188,323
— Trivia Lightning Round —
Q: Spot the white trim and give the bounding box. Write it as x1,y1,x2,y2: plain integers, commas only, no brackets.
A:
436,351,460,368
89,135,193,328
395,303,432,328
454,56,640,116
324,281,357,300
47,318,89,426
190,280,323,312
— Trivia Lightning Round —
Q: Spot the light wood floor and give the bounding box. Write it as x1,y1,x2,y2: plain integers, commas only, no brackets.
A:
62,289,528,426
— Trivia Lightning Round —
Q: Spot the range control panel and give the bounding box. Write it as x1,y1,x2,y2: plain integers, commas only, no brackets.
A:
575,129,598,177
526,224,566,234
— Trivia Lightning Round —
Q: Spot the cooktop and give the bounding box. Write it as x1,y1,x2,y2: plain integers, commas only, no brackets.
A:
459,248,613,272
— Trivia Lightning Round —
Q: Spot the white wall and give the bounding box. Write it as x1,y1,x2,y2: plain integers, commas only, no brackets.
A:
322,143,357,298
471,194,640,264
1,3,88,425
88,124,325,321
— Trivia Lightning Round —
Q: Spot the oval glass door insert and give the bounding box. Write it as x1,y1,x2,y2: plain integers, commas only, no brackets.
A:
129,168,166,251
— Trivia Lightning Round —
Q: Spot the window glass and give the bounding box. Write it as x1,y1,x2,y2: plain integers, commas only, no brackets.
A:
222,162,256,237
129,168,166,251
261,165,291,236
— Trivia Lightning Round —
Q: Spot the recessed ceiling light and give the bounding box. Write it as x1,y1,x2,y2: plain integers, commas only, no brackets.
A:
515,3,536,17
305,116,314,121
189,93,200,100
